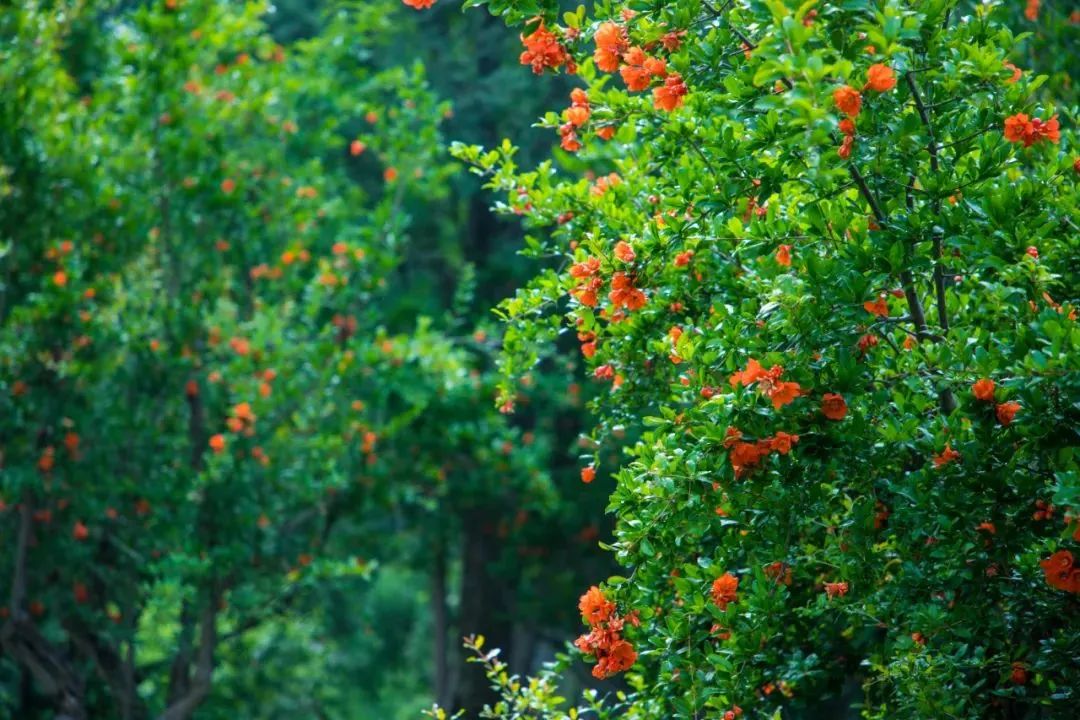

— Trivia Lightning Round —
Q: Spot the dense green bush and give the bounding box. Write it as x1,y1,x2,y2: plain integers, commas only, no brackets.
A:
442,0,1080,717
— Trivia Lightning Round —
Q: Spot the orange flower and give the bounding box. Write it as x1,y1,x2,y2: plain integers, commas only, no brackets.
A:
1024,0,1040,22
643,56,667,78
821,393,847,420
231,401,256,430
593,639,637,678
729,440,769,477
1004,113,1030,143
72,521,89,541
653,73,688,111
863,295,889,317
674,250,693,267
857,333,879,354
838,118,856,136
768,381,802,410
579,586,615,625
722,426,744,448
764,562,792,586
230,337,250,355
971,378,995,401
837,134,854,160
1004,113,1059,147
824,581,849,599
596,125,616,140
594,22,628,72
1003,62,1022,84
833,86,862,118
565,106,591,126
729,358,766,388
661,31,685,51
520,23,573,74
581,465,596,483
209,434,226,453
614,241,636,263
221,178,236,194
1010,662,1028,685
864,64,896,92
996,401,1020,426
38,447,55,473
401,0,436,9
770,431,799,454
1040,550,1080,593
570,257,600,278
775,244,792,267
566,88,590,126
711,572,739,609
53,270,68,287
619,47,652,91
933,443,960,468
609,272,646,310
573,276,602,306
560,123,582,152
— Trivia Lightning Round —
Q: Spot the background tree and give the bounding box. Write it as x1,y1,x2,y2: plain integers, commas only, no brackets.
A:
2,1,619,717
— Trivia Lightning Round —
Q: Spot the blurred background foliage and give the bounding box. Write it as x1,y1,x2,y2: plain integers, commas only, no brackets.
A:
0,1,615,718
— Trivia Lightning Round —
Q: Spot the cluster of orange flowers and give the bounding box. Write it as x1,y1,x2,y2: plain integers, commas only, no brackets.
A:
723,426,800,477
559,88,590,151
971,378,1022,426
519,22,574,74
593,21,628,71
1040,550,1080,593
620,46,667,91
574,586,639,679
1004,113,1060,147
568,258,646,311
226,401,256,434
824,581,849,599
594,21,687,111
609,272,646,310
570,256,602,306
728,358,802,409
832,64,895,158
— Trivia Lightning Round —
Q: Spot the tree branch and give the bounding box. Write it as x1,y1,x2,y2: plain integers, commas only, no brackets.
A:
158,589,221,720
906,73,957,414
9,493,32,616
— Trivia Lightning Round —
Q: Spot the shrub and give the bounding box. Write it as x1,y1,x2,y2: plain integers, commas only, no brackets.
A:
440,0,1080,716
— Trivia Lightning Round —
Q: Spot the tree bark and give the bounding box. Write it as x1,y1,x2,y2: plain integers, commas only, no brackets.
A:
451,509,516,715
432,531,451,708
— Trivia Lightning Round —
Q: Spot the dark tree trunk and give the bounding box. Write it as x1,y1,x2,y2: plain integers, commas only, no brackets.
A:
451,508,516,715
432,530,450,709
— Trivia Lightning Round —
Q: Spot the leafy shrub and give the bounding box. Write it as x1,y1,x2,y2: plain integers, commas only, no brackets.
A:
437,0,1080,717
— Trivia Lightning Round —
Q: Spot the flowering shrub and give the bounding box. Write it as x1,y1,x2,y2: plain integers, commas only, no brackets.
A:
440,0,1079,716
0,2,563,717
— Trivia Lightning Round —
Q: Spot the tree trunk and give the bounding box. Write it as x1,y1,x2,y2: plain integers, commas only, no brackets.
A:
432,530,450,708
451,508,516,715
